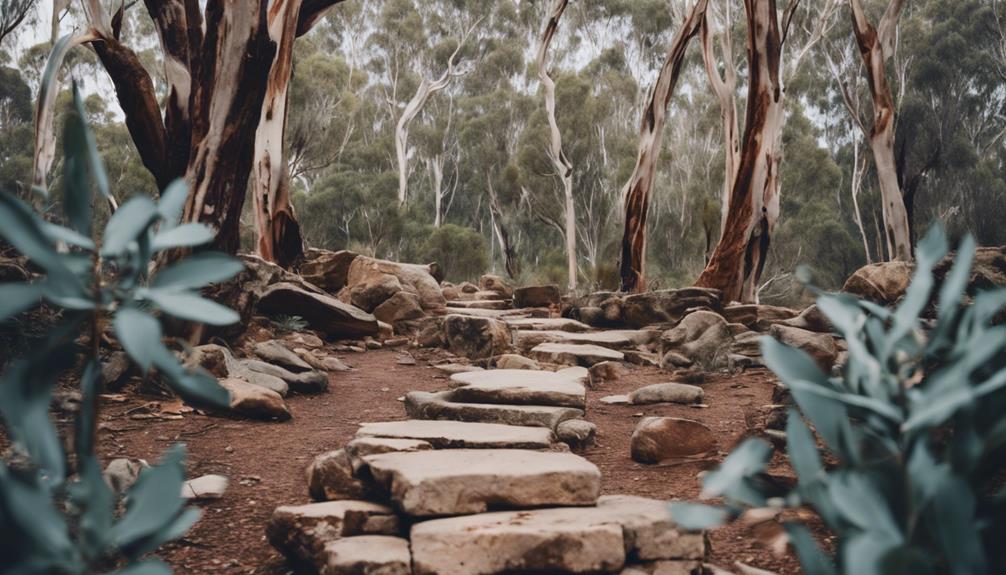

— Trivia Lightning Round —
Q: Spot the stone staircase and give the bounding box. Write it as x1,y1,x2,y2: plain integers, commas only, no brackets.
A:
266,361,707,574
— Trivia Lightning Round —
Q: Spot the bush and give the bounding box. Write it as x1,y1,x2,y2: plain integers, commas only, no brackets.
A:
671,226,1006,575
0,86,241,574
419,224,489,282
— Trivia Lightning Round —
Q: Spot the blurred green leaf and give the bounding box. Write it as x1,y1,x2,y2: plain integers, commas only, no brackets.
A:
667,502,730,530
111,444,189,557
0,466,76,569
114,307,171,371
43,222,96,250
102,196,159,256
0,283,43,322
151,223,215,251
145,290,239,325
152,252,243,291
70,455,114,562
784,523,837,575
786,409,823,485
700,438,772,499
157,180,188,231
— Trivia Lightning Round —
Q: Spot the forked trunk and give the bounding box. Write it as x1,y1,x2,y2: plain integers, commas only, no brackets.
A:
701,1,740,239
618,0,709,293
695,0,784,304
537,0,577,291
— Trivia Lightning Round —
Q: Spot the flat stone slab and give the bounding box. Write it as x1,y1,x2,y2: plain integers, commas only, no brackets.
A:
518,329,658,352
445,299,511,310
531,342,625,366
505,317,591,332
364,449,601,517
267,501,400,566
600,394,631,405
322,535,411,575
629,383,704,405
447,369,587,408
444,307,532,319
410,495,706,574
405,391,584,430
356,420,556,449
432,363,484,375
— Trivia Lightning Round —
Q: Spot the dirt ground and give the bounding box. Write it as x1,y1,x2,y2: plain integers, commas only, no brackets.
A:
76,347,811,575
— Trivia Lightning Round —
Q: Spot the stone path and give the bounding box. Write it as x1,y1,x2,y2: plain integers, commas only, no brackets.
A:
267,329,707,574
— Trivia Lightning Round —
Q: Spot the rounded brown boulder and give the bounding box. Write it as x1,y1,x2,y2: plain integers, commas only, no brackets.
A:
630,417,717,464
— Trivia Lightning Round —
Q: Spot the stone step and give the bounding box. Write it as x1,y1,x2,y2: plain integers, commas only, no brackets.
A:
364,449,601,517
410,495,706,575
517,329,658,352
405,390,584,430
530,342,625,366
445,299,511,310
443,307,536,319
504,317,591,332
447,369,586,408
267,500,400,567
356,419,557,449
322,535,412,575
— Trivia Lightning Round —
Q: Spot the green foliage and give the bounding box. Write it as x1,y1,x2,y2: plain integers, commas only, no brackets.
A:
270,314,309,333
418,223,488,282
671,225,1006,575
0,86,241,574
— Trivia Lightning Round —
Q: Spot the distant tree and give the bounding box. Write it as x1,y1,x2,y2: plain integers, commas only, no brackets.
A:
0,0,36,50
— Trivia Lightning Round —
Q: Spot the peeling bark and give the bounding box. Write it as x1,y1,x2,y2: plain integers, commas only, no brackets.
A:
695,0,785,303
701,0,740,239
536,0,577,291
850,0,911,261
618,0,709,293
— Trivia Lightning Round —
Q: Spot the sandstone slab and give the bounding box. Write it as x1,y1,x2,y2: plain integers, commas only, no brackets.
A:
531,342,625,366
629,383,704,405
513,284,561,308
448,369,586,408
344,437,433,473
356,419,556,449
307,449,371,501
364,449,601,517
494,353,541,370
405,391,583,429
410,495,706,574
445,299,510,310
321,535,411,575
218,378,291,421
631,417,718,464
254,340,313,372
257,282,379,338
557,419,597,448
267,500,400,566
505,317,590,332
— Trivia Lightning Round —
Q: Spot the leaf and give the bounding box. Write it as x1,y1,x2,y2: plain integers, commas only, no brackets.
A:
0,466,75,567
101,195,159,256
157,179,189,230
156,367,230,412
152,252,244,291
74,359,103,457
61,83,110,236
70,455,115,561
784,523,837,575
936,235,976,323
667,502,730,530
927,474,986,575
842,532,903,575
761,337,828,388
828,472,902,537
43,222,96,250
151,223,215,251
145,289,239,325
109,559,173,575
111,444,189,557
786,409,824,485
0,192,69,276
0,283,43,322
114,307,171,371
700,438,772,499
788,379,903,424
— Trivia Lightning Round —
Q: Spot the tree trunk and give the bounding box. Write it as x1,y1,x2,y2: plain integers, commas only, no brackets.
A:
429,155,444,227
695,0,784,304
701,1,740,239
850,0,911,261
537,0,577,291
618,0,709,293
488,175,518,279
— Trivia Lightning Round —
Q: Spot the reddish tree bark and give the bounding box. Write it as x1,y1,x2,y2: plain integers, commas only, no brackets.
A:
618,0,709,293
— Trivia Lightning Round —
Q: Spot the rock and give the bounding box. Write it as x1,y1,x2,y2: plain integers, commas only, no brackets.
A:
356,419,556,449
495,353,541,370
629,383,704,405
505,317,590,332
555,365,590,381
513,284,561,308
599,394,631,405
843,260,914,304
103,458,147,493
621,561,704,575
267,500,400,568
372,291,425,325
769,324,837,371
365,449,601,517
218,378,291,421
624,350,661,366
722,304,799,329
298,249,359,293
410,495,706,575
182,474,229,500
619,288,724,328
517,329,644,352
405,391,583,430
458,281,479,293
440,285,461,301
307,449,371,501
779,304,832,333
531,342,625,366
589,361,624,387
730,331,764,358
479,274,514,298
660,310,733,371
185,343,230,378
576,306,607,327
342,255,445,312
443,315,511,360
254,340,313,372
344,437,433,473
257,282,379,339
234,358,328,394
630,417,717,464
448,369,586,408
320,356,352,372
321,535,412,575
444,299,510,310
557,419,597,448
101,351,132,390
432,363,484,375
413,316,446,347
228,362,290,396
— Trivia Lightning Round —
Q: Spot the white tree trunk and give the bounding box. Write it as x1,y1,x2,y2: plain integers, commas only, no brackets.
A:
701,0,740,239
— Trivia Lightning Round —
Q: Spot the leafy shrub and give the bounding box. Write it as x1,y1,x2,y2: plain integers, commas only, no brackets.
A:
671,226,1006,575
0,86,242,574
270,314,309,333
419,223,489,282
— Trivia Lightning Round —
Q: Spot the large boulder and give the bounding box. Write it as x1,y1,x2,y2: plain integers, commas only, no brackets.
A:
298,249,359,293
479,274,514,298
630,417,717,464
513,285,561,308
574,288,724,329
341,256,445,314
843,261,914,305
218,378,291,421
266,500,400,568
443,315,511,360
769,324,837,371
257,282,379,339
372,291,425,325
659,310,733,370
